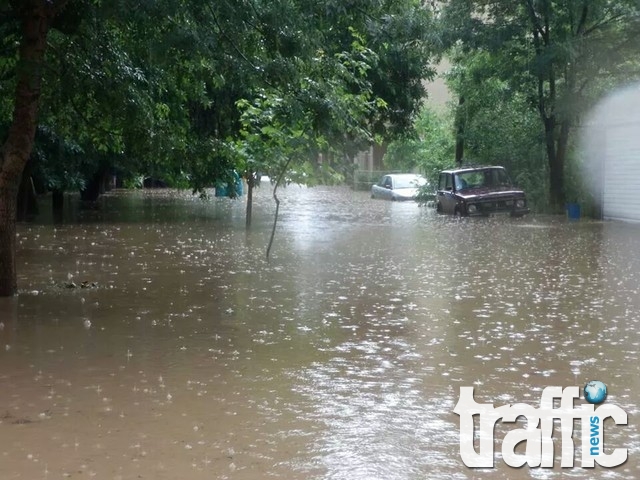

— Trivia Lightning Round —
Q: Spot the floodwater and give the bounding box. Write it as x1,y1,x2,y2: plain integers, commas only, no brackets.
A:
1,185,640,480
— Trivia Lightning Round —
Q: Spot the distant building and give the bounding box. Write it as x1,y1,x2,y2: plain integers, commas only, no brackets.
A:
353,144,387,171
353,58,452,173
424,57,452,111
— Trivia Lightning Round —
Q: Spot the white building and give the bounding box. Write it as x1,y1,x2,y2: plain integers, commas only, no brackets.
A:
583,84,640,223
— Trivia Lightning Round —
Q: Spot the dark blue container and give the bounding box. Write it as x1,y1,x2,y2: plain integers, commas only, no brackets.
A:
566,203,581,220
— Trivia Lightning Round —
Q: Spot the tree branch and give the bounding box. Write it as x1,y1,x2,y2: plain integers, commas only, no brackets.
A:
576,2,588,35
583,12,627,37
266,155,293,261
206,3,260,72
523,0,545,38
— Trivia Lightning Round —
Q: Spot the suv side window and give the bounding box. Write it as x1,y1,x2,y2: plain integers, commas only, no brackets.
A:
439,173,452,191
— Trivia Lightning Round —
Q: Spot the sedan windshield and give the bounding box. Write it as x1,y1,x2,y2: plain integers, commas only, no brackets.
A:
395,175,426,189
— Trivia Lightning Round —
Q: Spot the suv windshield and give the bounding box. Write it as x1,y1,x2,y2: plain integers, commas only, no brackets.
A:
454,168,511,191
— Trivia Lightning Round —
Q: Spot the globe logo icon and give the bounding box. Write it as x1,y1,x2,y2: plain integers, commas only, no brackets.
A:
584,380,607,404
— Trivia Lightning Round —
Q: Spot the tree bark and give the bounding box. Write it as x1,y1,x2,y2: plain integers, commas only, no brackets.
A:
530,9,568,213
52,189,64,224
454,96,465,166
546,142,565,211
0,1,67,296
0,186,18,296
245,172,254,229
543,114,571,212
17,161,39,221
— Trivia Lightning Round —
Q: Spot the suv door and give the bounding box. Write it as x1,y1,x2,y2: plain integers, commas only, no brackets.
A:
436,173,455,214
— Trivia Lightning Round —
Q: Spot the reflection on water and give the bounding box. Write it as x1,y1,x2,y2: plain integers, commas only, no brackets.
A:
1,186,639,479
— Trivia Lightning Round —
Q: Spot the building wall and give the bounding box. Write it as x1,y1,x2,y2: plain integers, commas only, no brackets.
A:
353,144,387,172
353,59,451,173
602,122,640,222
352,9,453,173
424,58,452,111
583,84,640,223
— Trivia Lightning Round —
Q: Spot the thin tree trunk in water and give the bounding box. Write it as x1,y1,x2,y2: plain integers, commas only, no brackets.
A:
266,159,293,261
245,173,254,229
0,186,18,296
0,1,65,296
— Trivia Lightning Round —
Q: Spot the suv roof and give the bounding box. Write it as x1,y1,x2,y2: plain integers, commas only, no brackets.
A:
440,165,506,173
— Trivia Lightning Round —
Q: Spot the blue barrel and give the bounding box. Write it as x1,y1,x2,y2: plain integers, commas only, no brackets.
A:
215,171,243,197
566,203,581,220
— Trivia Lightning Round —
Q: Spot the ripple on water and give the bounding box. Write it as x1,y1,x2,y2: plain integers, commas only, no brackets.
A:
3,187,640,479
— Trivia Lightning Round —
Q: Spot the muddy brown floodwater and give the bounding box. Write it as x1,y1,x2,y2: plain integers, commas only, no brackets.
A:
1,184,640,479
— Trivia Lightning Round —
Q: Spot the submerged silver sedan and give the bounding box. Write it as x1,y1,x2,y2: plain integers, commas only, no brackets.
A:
370,173,427,201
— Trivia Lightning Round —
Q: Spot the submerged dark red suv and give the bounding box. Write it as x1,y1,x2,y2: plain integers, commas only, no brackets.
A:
435,166,529,217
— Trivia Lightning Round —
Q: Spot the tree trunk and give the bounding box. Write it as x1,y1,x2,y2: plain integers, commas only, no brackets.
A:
548,150,565,212
545,116,569,212
17,161,39,221
245,172,254,229
80,170,104,203
0,1,65,296
454,96,465,166
0,185,18,296
52,189,64,223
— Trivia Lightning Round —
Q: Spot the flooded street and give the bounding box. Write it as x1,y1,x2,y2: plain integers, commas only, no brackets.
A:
1,185,640,479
